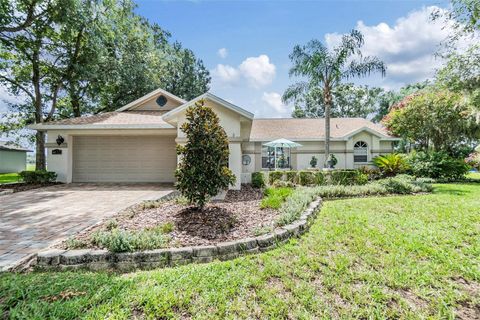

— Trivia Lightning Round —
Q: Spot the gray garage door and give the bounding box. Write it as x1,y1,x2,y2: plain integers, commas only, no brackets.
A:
72,136,177,183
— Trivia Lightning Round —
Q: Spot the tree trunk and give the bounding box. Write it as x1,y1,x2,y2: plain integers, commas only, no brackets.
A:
69,83,81,117
32,40,46,170
324,87,332,168
35,131,46,170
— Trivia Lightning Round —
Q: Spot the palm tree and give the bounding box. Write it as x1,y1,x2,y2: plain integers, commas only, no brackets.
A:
283,30,386,168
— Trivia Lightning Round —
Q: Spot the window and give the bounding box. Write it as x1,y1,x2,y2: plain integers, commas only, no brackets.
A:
354,141,368,163
261,146,291,169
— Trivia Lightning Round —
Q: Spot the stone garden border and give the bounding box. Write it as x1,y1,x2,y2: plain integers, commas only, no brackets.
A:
34,198,322,272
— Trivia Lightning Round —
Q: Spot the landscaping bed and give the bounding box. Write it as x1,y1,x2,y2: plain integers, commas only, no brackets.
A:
0,182,61,194
60,185,281,251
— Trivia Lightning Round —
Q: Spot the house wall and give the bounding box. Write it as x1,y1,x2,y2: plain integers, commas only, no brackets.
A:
0,150,27,173
241,131,396,176
131,95,182,112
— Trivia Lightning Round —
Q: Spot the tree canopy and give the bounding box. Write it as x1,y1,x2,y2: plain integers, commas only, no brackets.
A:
0,0,210,169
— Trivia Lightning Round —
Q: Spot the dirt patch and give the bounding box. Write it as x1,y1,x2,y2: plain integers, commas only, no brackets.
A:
61,185,280,248
456,301,480,320
396,288,429,311
454,277,480,297
0,182,61,193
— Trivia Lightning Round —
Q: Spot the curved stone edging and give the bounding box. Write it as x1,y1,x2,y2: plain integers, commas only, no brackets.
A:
34,197,322,272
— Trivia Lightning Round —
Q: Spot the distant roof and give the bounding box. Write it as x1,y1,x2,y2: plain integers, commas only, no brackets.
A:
250,118,398,141
28,111,175,130
0,141,31,152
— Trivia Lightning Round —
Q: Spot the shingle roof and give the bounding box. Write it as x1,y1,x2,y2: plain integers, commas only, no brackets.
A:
0,141,31,152
32,111,173,128
249,118,394,141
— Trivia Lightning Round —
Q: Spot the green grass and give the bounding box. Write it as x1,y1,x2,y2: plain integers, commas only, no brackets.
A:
0,164,34,184
467,171,480,180
1,183,479,319
260,187,294,209
0,173,21,184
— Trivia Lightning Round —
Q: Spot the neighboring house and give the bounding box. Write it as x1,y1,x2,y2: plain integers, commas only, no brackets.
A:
29,88,399,189
0,141,31,173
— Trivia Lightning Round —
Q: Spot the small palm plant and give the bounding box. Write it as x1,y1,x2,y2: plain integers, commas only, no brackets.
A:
373,153,409,177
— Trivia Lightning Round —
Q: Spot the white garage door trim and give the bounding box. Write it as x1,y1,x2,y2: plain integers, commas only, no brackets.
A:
72,135,177,183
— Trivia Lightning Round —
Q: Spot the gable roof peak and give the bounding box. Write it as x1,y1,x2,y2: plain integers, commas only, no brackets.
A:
116,87,186,112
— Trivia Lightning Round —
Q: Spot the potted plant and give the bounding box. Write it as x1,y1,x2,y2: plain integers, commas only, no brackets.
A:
310,156,318,168
327,154,338,169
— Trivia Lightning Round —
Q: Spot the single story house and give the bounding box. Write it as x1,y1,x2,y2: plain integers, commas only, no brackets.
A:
0,141,31,173
29,88,399,189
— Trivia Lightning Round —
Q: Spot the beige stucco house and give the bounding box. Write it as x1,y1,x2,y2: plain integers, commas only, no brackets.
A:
30,88,399,189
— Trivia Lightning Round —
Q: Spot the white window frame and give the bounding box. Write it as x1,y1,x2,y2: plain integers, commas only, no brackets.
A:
354,141,369,163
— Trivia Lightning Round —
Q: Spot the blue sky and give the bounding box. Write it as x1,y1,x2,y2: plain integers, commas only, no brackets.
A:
135,0,458,118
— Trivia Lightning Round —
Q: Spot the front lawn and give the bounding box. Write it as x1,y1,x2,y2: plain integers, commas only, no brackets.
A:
1,183,479,319
0,173,20,184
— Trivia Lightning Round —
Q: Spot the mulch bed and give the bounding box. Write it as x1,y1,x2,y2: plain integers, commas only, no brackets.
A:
63,185,280,248
0,182,61,193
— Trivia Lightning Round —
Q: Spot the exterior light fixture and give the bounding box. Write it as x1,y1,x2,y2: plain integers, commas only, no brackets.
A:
56,135,65,146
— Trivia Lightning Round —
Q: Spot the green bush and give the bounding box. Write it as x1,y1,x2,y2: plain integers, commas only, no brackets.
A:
358,166,382,181
175,100,236,209
268,171,284,185
298,171,316,186
18,170,57,184
251,172,265,188
373,153,409,177
406,151,469,180
329,170,360,185
91,227,170,252
315,171,326,185
285,171,298,184
261,187,294,209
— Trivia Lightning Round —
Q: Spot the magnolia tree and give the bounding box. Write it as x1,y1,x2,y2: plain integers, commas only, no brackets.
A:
175,100,236,210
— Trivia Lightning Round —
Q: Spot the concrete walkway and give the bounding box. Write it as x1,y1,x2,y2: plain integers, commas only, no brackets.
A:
0,183,174,271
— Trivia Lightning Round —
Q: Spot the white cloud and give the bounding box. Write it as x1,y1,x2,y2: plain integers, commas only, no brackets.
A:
217,48,228,59
211,54,276,88
239,55,276,88
211,64,240,85
325,6,475,88
262,92,290,116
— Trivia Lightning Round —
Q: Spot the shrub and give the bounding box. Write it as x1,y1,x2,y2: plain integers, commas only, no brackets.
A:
298,171,316,186
329,170,360,185
272,180,295,188
276,187,318,226
373,153,409,177
356,173,369,185
251,172,265,188
18,170,57,184
406,151,469,180
261,187,294,209
268,171,284,185
358,166,382,181
285,171,298,184
175,100,235,209
91,227,170,252
465,152,480,170
315,171,326,185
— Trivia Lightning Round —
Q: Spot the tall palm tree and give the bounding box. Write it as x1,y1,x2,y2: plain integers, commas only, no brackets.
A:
283,30,386,168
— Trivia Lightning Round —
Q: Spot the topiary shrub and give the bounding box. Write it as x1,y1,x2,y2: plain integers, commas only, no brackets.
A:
19,170,57,184
406,151,469,181
310,156,318,168
251,172,265,188
175,100,236,210
298,171,316,186
268,171,284,185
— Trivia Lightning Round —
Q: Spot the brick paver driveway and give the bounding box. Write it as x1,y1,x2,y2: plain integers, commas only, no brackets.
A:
0,183,174,271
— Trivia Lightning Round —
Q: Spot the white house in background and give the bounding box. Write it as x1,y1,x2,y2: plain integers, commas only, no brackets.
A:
29,88,399,189
0,141,31,173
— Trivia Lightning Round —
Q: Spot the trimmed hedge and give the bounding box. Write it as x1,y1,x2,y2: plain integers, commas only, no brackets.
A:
18,170,57,184
258,169,368,187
